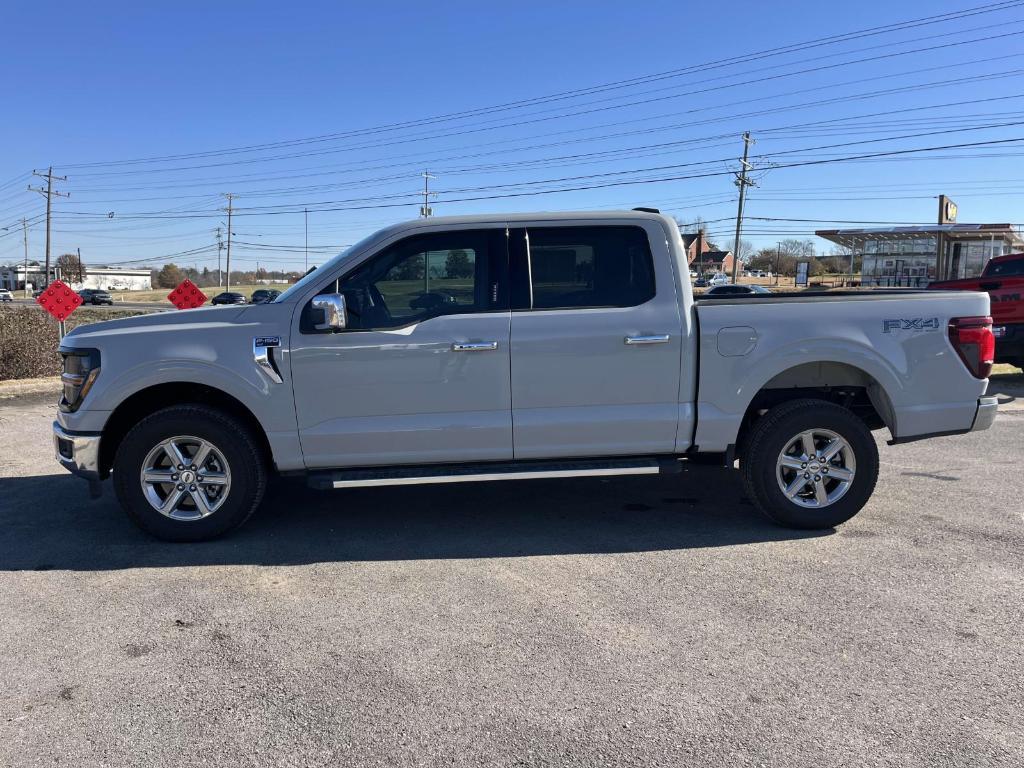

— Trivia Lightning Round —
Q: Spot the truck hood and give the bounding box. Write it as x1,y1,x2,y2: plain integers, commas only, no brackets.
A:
63,305,255,346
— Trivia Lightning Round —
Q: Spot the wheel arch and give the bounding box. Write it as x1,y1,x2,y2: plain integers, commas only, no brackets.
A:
99,382,274,478
735,361,896,460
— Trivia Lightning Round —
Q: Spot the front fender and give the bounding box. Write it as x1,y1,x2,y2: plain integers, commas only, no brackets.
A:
56,305,302,470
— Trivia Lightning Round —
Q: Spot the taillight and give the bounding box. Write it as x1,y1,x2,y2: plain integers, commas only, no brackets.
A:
948,316,994,379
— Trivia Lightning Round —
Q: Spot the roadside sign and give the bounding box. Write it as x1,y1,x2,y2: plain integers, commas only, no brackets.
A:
36,280,82,321
168,279,207,309
795,261,809,286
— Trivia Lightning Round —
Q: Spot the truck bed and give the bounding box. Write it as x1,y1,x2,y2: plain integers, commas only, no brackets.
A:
691,289,991,451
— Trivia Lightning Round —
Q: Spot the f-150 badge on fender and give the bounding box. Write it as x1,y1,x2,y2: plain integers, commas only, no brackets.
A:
882,317,940,333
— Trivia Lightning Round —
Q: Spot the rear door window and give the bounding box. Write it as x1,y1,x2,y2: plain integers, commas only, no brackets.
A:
516,226,656,310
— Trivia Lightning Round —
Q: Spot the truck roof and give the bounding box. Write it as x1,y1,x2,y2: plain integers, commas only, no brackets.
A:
368,209,673,239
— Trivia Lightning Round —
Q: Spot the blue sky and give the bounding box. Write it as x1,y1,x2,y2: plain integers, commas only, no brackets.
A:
1,0,1023,271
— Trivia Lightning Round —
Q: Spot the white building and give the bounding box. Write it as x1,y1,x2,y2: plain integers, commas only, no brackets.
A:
0,263,152,292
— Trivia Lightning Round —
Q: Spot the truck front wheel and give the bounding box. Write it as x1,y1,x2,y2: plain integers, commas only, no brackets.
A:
741,399,879,529
112,404,267,542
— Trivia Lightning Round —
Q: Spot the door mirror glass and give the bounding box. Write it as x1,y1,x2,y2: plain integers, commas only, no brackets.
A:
311,293,347,331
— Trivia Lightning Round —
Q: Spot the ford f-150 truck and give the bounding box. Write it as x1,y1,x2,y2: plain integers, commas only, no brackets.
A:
53,210,998,541
928,251,1024,370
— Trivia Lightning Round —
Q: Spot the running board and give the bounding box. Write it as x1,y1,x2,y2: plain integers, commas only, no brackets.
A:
307,456,680,490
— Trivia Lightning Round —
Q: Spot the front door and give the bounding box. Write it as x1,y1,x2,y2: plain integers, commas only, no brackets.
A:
289,228,512,469
508,223,683,459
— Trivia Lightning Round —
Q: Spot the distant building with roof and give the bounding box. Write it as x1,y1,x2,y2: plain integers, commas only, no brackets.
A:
816,195,1023,286
0,263,152,292
815,224,1023,287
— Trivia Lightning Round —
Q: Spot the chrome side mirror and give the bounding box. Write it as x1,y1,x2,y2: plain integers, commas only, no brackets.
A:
311,293,347,331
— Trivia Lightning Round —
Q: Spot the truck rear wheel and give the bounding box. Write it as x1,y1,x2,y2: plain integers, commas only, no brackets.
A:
113,404,267,542
741,398,878,529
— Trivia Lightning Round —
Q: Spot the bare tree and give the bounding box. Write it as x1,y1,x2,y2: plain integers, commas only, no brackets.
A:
56,252,86,284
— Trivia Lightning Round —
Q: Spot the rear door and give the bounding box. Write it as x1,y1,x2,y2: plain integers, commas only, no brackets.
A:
508,221,683,459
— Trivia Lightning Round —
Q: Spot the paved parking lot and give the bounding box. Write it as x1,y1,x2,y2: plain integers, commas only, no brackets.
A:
1,391,1022,767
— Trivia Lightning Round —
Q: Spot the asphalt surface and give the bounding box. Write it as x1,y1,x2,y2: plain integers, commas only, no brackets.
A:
1,391,1022,767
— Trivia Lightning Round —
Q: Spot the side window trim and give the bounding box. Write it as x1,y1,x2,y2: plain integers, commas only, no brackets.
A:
524,229,534,310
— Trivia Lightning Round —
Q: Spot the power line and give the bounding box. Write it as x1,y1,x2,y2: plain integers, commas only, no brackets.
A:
54,1,1024,170
37,135,1024,222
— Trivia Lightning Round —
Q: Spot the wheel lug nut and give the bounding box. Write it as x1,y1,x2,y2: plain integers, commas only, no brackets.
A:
177,484,184,491
177,464,184,470
801,463,807,469
171,474,179,481
190,465,196,471
189,485,197,492
814,475,821,482
803,472,810,479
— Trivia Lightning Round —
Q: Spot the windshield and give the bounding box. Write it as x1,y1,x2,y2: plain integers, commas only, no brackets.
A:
273,235,375,303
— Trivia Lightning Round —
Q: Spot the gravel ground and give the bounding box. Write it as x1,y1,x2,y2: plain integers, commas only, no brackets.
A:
1,392,1022,767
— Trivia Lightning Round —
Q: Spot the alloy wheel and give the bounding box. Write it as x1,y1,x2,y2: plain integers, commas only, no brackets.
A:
139,435,231,521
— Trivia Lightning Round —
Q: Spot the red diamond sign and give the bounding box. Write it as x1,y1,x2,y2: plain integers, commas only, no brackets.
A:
36,280,82,321
168,279,207,309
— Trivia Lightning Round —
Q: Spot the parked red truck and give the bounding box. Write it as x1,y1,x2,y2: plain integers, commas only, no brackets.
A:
929,252,1024,370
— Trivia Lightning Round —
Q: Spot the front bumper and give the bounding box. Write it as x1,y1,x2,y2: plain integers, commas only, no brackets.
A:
53,421,102,481
971,396,999,433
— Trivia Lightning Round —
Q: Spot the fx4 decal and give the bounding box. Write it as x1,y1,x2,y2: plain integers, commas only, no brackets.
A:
882,317,940,333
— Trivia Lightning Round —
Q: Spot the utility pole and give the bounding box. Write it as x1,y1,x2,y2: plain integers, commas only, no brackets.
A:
215,226,224,287
730,133,755,285
22,218,29,297
776,242,782,287
223,194,234,290
420,171,436,218
28,167,69,287
304,207,309,273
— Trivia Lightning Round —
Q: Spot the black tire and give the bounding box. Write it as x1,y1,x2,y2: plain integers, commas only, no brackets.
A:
113,404,267,542
740,398,879,529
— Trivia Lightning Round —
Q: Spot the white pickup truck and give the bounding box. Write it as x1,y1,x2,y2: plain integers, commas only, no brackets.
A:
53,210,998,541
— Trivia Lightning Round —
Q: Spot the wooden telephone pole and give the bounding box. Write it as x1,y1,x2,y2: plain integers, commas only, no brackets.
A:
223,194,235,290
28,167,68,287
730,133,755,285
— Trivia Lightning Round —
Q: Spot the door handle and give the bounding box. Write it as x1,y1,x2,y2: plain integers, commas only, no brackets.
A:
624,334,670,345
451,341,499,351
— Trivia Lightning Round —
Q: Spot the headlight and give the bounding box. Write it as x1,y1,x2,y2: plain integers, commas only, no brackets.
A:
59,348,101,412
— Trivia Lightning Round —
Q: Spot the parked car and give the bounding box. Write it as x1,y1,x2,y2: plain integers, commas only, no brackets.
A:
706,284,772,296
928,252,1024,370
694,276,708,288
708,272,730,287
52,210,997,541
78,289,114,306
250,289,281,304
32,288,45,298
0,289,13,302
211,291,247,305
